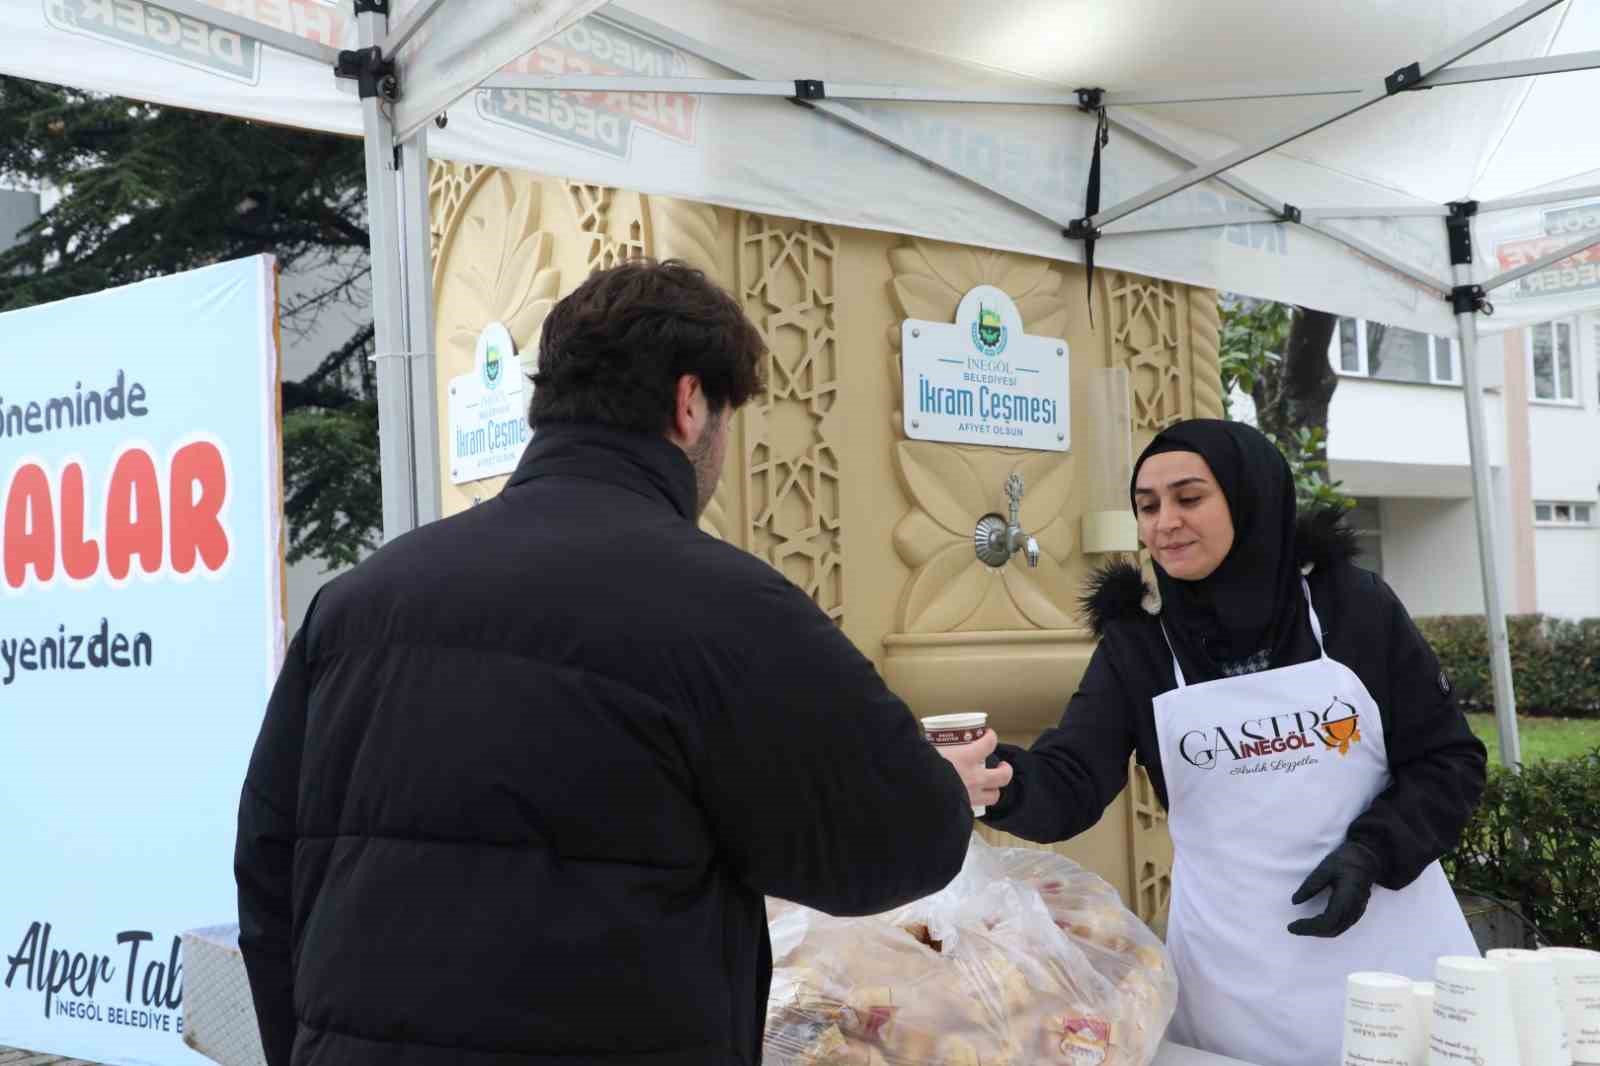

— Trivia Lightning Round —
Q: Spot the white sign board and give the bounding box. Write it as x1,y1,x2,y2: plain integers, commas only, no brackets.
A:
0,256,284,1065
447,321,529,484
901,286,1070,452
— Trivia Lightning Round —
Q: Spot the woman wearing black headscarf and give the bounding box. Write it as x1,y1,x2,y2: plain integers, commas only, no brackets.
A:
936,419,1487,1066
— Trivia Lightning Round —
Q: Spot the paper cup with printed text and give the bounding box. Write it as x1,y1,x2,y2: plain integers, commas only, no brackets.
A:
1343,972,1423,1066
1429,956,1521,1066
1488,948,1570,1066
920,712,990,816
1411,981,1435,1066
1542,947,1600,1065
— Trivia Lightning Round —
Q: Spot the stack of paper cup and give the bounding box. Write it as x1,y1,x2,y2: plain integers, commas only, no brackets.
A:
1429,956,1521,1066
1488,948,1570,1066
1542,947,1600,1066
1412,982,1435,1066
1344,972,1422,1066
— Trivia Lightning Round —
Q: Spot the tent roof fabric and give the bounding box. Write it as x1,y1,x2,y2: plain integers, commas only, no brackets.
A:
2,0,1596,331
720,0,1599,203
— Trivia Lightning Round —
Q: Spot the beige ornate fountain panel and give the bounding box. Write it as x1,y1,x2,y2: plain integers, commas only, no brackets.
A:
429,163,1224,930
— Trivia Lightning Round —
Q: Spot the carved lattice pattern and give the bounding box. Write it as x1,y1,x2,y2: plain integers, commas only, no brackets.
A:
1107,275,1186,431
738,214,843,623
1128,759,1173,927
566,182,648,273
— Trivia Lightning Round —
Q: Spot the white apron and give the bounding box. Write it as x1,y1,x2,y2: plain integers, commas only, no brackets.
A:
1155,579,1476,1066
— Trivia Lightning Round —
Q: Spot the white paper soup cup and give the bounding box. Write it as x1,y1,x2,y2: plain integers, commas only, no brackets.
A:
1342,971,1421,1066
1541,946,1600,1066
920,712,989,816
1429,956,1520,1066
1412,981,1435,1065
1487,948,1569,1066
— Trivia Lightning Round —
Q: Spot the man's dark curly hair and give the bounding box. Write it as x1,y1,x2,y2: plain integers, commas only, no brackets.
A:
527,258,766,432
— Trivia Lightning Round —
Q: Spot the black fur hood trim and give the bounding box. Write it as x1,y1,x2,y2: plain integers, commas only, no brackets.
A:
1079,503,1361,637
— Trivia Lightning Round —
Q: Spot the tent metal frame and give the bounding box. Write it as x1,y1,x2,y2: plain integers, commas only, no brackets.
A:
155,0,342,65
478,46,1600,109
349,2,440,537
1480,182,1600,213
215,0,1600,766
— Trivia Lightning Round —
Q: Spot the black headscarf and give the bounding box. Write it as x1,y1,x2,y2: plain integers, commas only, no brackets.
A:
1130,419,1310,682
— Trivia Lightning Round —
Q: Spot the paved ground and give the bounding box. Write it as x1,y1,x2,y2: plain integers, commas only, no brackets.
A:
0,1048,97,1064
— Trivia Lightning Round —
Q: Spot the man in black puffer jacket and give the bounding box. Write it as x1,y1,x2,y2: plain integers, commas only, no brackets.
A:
234,259,974,1066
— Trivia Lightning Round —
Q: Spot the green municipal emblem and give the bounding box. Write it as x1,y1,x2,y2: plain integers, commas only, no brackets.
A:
972,304,1008,356
483,343,503,389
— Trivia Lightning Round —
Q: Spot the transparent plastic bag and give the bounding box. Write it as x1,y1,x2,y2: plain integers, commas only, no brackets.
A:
764,836,1176,1066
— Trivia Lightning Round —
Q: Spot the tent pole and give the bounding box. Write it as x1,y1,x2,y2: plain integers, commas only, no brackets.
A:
1302,206,1453,220
479,49,1600,109
1478,182,1600,214
481,73,1085,106
1450,211,1521,768
1101,211,1285,236
148,0,341,65
398,126,441,527
1105,111,1285,214
1110,49,1600,104
1479,229,1600,293
355,3,420,541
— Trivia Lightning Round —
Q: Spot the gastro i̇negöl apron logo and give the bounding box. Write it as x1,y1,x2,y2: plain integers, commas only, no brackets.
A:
1179,698,1362,769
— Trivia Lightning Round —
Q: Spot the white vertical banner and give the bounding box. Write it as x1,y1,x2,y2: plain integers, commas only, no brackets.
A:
0,256,286,1065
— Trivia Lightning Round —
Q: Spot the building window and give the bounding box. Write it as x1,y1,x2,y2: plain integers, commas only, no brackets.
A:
1528,320,1578,403
1328,317,1459,385
1535,500,1594,526
1347,499,1383,575
1338,317,1361,373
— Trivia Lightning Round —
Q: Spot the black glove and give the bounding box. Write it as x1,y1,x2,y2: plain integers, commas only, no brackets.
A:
1287,841,1382,938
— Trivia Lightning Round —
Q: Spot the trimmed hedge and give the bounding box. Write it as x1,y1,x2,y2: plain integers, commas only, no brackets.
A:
1442,751,1600,950
1417,614,1600,718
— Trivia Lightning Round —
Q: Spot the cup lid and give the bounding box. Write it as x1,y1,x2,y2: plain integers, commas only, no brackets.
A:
1435,956,1502,975
1486,948,1549,966
1347,972,1413,989
921,712,988,730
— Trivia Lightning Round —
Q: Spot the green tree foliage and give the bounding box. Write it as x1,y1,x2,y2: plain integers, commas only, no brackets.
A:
0,75,379,567
1219,297,1352,511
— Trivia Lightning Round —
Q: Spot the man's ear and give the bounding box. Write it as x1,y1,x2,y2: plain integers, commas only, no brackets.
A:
667,373,706,449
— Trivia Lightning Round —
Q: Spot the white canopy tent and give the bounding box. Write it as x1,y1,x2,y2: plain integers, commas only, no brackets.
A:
8,0,1600,766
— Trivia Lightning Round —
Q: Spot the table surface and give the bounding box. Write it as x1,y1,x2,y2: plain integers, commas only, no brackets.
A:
1154,1039,1264,1066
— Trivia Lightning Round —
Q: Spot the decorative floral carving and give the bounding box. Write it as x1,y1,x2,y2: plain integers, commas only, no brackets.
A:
887,239,1079,633
439,171,561,373
427,161,486,273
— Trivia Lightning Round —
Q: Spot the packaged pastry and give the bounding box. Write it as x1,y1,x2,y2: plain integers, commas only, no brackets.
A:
763,837,1176,1066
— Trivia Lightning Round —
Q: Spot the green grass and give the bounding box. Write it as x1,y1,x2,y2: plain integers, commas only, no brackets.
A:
1465,714,1600,765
